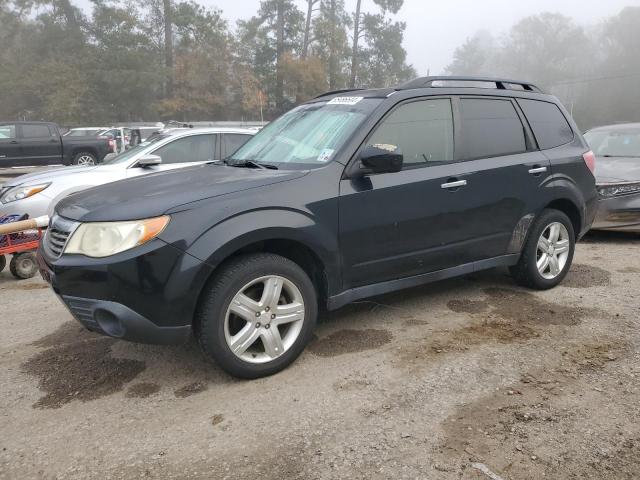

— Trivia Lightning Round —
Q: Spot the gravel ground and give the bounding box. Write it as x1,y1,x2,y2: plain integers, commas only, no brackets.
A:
1,231,639,479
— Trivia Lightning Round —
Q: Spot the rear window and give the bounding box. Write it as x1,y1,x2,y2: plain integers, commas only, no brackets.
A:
518,99,574,150
459,98,527,159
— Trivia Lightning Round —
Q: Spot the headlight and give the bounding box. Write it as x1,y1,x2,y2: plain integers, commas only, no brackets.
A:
64,216,170,258
597,183,640,198
0,183,50,204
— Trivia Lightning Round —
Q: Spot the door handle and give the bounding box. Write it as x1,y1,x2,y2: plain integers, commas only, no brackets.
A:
10,140,18,144
441,179,467,189
528,166,547,175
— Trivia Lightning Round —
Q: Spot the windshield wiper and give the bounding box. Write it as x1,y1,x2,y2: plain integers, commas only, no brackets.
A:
602,155,640,158
225,159,279,170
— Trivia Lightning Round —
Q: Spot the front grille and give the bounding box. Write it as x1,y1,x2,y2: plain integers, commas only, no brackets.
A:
44,215,78,258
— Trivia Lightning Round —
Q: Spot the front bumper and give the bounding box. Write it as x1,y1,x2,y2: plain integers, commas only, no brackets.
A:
592,194,640,233
37,238,213,345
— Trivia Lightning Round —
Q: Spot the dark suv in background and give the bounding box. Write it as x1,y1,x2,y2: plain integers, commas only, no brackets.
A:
38,76,597,378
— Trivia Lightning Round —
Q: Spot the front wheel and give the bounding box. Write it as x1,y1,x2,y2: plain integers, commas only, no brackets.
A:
196,253,318,379
510,209,575,290
72,152,97,166
10,252,38,280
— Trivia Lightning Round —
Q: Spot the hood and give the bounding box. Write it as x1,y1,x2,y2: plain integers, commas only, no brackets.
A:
595,156,640,184
56,163,308,222
1,165,100,188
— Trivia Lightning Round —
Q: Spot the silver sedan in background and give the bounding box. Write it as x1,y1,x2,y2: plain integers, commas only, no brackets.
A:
585,123,640,233
0,127,254,219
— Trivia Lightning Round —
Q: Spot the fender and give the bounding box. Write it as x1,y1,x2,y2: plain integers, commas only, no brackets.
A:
541,172,591,234
175,207,342,296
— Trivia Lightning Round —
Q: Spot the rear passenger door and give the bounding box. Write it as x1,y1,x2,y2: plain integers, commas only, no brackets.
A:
19,123,62,166
451,96,551,258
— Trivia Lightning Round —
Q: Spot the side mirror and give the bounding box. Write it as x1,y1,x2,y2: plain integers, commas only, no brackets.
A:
357,144,403,175
137,154,162,167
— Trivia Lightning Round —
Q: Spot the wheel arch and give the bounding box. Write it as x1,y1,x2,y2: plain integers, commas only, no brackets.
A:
544,198,582,239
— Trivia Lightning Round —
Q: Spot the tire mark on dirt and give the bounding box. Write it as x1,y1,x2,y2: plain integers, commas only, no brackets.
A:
308,329,392,357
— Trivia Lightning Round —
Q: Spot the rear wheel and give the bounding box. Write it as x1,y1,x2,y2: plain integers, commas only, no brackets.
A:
0,255,6,273
510,209,575,289
10,252,38,280
72,152,97,166
196,253,317,379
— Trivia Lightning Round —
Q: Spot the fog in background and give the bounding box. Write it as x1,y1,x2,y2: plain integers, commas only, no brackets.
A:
2,0,640,129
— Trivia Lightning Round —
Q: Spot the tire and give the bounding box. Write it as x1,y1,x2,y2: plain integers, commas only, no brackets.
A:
0,255,6,273
510,209,575,290
72,152,97,166
10,252,38,280
196,253,318,379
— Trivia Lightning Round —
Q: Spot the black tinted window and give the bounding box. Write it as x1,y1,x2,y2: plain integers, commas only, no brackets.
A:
518,99,574,149
367,99,454,168
460,98,527,159
0,125,16,139
152,134,216,164
223,134,251,157
22,124,53,138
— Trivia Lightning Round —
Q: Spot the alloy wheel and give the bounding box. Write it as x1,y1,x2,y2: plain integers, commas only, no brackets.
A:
224,275,305,364
76,155,95,166
536,222,571,280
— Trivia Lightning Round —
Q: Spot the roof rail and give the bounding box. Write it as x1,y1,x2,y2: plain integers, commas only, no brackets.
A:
397,76,543,93
314,88,364,99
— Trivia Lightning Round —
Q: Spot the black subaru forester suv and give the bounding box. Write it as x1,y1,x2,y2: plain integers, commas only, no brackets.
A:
38,76,598,378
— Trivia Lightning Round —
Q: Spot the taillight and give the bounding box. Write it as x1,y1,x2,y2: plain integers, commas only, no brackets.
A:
583,150,596,175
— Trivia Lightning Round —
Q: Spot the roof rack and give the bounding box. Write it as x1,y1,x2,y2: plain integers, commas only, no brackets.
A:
397,76,543,93
314,88,364,99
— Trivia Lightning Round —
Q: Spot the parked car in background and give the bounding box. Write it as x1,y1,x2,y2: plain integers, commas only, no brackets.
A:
585,123,640,232
37,76,597,379
0,127,254,218
0,122,110,167
63,127,110,137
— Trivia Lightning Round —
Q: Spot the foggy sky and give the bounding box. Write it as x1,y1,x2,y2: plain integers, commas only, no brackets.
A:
211,0,640,75
75,0,640,75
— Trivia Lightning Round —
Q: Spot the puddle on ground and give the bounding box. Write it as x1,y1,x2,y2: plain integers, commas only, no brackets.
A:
447,299,489,314
174,381,207,398
126,382,161,398
308,329,392,357
437,340,628,477
618,266,640,274
563,264,611,288
1,283,49,291
23,335,146,409
30,321,92,348
211,414,224,426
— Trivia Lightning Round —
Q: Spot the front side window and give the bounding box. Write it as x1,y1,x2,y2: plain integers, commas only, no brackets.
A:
518,99,574,150
152,134,216,164
223,134,251,158
366,98,454,168
22,124,53,138
459,98,527,159
0,125,16,139
230,98,382,167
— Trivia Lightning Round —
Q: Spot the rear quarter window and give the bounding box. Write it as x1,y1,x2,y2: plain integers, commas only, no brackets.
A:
518,99,574,150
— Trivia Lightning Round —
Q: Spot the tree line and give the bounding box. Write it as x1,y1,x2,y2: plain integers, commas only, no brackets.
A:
0,0,415,125
446,7,640,130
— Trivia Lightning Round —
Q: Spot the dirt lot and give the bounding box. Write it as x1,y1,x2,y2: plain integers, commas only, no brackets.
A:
1,232,639,479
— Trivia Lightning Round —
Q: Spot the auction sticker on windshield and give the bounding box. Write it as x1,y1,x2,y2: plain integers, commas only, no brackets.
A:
328,97,364,106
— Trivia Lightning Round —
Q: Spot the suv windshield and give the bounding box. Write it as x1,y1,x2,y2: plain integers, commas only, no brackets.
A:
229,98,382,167
585,129,640,158
103,134,170,164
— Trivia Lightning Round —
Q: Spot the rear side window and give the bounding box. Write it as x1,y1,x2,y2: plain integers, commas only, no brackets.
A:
518,99,574,149
459,98,527,159
367,98,454,168
223,134,251,158
22,124,53,138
